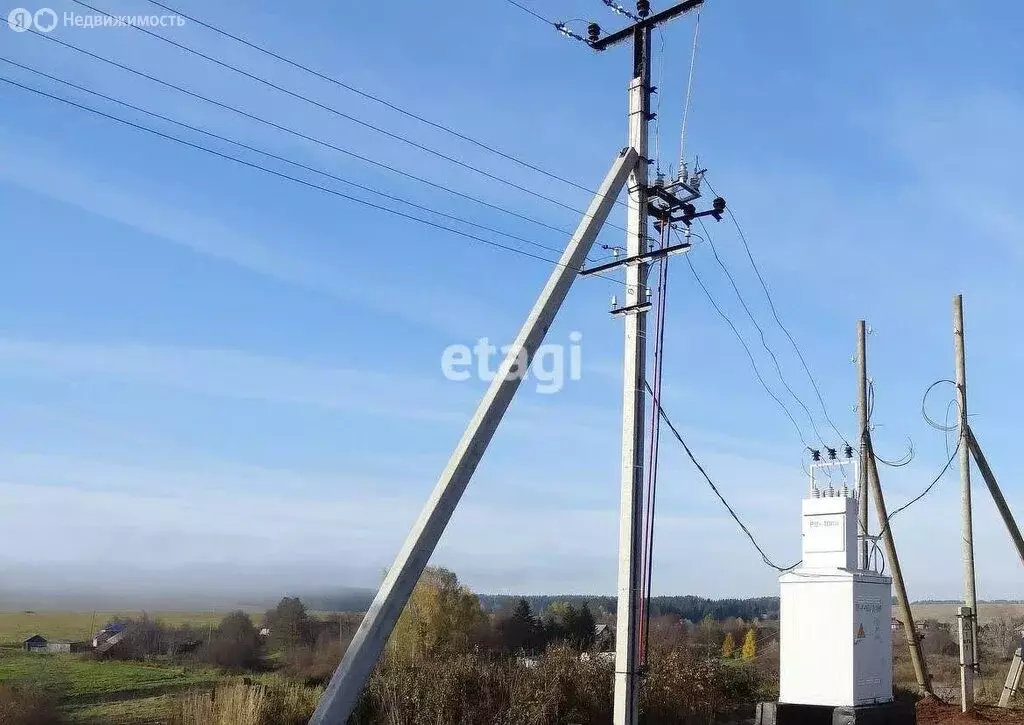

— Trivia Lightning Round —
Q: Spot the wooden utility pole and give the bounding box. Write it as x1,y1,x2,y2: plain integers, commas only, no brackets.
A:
857,321,869,570
953,294,979,677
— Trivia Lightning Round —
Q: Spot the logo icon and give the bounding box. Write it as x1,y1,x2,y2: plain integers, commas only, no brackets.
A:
7,7,32,31
33,7,57,32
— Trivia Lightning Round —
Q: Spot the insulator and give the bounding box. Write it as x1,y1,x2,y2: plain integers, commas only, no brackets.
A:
587,23,601,43
844,444,854,459
827,447,837,461
810,449,821,462
636,0,650,17
654,171,665,188
678,163,689,183
611,295,618,308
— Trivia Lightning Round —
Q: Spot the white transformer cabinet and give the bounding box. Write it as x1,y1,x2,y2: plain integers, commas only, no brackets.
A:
778,485,893,708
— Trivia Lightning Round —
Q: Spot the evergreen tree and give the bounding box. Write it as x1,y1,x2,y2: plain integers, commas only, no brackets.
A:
721,632,735,658
741,629,757,661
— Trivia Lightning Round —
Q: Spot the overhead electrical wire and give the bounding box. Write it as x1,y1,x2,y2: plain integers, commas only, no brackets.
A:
648,381,800,573
696,217,833,453
0,57,572,260
639,222,671,665
676,230,811,449
0,75,628,285
142,0,611,201
66,0,625,231
500,0,590,42
872,380,963,542
27,30,600,246
677,10,700,172
703,175,850,447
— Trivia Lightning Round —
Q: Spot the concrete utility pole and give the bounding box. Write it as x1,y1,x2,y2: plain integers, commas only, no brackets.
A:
856,321,869,570
953,294,979,674
590,4,704,722
308,148,638,725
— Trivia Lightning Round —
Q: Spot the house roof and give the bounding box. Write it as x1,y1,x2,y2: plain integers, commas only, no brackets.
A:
23,634,47,644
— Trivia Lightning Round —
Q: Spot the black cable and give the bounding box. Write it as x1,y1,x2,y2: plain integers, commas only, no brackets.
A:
867,380,915,468
703,176,849,446
28,30,591,244
67,0,624,231
140,0,612,202
0,75,627,285
501,0,591,42
873,380,963,540
648,381,800,573
0,57,570,260
696,218,831,450
681,236,810,448
502,0,557,25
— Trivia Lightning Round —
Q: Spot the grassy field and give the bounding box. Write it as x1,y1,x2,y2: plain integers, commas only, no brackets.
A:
0,648,223,723
0,611,239,647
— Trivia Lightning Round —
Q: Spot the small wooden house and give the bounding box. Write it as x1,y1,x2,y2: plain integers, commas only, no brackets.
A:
23,634,48,653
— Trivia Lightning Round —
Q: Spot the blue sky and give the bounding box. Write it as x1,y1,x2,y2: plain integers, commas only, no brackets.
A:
1,0,1022,603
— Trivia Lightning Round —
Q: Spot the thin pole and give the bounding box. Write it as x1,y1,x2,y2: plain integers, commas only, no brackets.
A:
857,321,869,570
954,293,979,676
613,23,651,725
308,148,638,725
865,437,932,695
967,427,1024,569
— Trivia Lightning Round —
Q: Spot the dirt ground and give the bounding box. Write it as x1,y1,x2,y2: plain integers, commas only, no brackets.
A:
916,697,1024,724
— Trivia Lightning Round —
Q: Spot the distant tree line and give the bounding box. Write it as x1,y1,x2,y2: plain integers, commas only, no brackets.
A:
477,594,779,622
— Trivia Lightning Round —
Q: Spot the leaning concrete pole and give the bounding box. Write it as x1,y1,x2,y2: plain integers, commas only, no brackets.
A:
308,147,638,725
865,437,932,695
967,427,1024,569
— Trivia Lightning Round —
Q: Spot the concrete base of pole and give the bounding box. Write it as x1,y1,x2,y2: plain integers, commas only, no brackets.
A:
755,700,915,725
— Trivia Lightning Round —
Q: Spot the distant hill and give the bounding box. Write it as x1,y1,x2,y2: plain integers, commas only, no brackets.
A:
301,589,376,612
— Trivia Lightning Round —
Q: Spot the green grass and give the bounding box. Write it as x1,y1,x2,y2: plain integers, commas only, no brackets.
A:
0,611,235,647
0,648,224,724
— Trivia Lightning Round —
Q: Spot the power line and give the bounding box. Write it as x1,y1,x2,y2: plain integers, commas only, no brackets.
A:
0,75,627,285
696,218,831,450
0,56,570,260
649,381,800,572
68,0,621,229
703,175,849,446
873,380,963,541
501,0,591,42
142,0,609,200
28,29,593,244
502,0,557,25
678,231,810,448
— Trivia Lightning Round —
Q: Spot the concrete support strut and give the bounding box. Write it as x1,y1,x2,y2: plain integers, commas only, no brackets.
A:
865,437,932,695
308,147,639,725
967,427,1024,569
